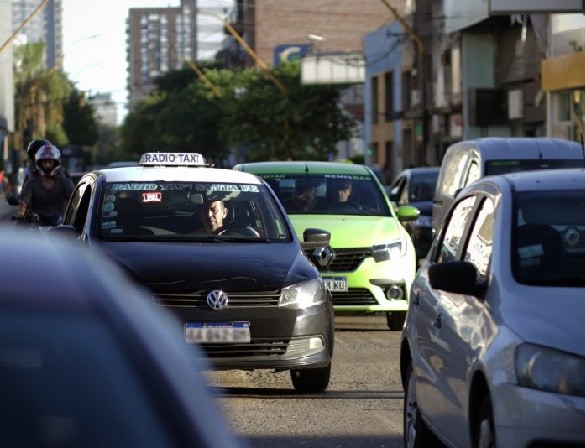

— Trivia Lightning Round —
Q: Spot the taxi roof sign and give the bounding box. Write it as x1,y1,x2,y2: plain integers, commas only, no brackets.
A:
139,152,206,166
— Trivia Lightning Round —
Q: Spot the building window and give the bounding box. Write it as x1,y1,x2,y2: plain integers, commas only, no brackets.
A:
384,71,394,122
402,70,411,111
372,76,379,124
385,141,394,173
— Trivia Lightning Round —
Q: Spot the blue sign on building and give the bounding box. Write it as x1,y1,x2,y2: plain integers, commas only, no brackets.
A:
274,44,310,66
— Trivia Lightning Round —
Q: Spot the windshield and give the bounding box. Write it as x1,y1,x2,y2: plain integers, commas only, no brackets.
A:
486,159,584,175
408,172,439,202
513,191,585,286
259,174,391,216
98,181,292,242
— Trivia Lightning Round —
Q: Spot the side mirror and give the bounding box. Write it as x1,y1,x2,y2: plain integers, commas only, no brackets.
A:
300,227,331,250
396,205,420,222
428,261,486,296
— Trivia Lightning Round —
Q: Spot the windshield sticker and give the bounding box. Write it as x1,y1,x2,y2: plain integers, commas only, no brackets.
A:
104,194,116,203
110,183,159,191
101,220,116,229
102,202,115,213
107,182,259,193
142,191,162,203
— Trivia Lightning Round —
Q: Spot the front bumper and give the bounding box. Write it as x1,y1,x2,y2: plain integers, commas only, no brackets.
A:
321,255,416,313
494,382,585,446
163,299,334,371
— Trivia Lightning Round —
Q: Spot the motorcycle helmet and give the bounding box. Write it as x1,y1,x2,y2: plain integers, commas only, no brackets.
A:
27,139,53,161
34,143,61,176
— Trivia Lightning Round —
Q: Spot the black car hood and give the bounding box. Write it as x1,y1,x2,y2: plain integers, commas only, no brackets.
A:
409,200,432,215
99,241,315,293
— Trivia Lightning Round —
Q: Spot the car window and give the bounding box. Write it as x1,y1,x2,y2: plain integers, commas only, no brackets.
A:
485,159,585,175
513,191,585,285
260,174,391,216
389,175,406,202
437,196,477,263
465,161,481,187
97,181,291,242
409,172,439,202
463,198,495,282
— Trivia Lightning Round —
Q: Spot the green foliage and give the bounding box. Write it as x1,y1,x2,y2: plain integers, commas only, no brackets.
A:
63,90,98,146
13,42,98,152
120,62,357,163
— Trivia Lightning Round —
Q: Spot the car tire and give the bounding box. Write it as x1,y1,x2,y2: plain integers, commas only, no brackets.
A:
290,364,331,393
387,312,406,331
476,395,495,448
404,363,442,448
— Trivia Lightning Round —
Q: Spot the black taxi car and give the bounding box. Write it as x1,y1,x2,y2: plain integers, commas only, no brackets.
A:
56,152,334,393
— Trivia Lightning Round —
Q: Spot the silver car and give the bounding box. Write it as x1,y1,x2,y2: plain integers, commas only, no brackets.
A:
401,169,585,447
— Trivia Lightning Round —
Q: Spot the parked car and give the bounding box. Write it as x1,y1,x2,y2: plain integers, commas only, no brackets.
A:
54,152,334,393
387,166,440,265
233,161,419,331
0,226,243,448
432,137,585,234
401,169,585,447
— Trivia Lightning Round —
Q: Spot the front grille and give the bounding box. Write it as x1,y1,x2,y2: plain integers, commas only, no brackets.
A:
155,290,281,308
331,288,377,306
201,338,289,358
304,248,371,272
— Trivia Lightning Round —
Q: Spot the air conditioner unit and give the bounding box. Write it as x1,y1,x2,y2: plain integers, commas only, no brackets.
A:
508,89,523,119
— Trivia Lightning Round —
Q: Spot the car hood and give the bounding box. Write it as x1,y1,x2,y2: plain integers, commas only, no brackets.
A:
289,215,404,247
98,241,316,292
502,288,585,357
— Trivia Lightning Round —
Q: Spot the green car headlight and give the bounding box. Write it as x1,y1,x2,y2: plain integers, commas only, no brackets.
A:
515,343,585,397
280,278,328,309
372,238,407,262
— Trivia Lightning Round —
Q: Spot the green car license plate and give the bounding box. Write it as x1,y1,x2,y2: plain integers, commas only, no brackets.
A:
185,321,251,344
322,277,348,292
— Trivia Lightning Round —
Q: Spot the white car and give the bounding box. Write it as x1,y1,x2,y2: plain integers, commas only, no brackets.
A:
401,168,585,447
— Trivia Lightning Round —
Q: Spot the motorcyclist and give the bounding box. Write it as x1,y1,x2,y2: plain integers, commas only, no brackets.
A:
15,142,75,226
23,139,70,183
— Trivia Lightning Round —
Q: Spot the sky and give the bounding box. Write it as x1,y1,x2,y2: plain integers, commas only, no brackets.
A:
62,0,184,123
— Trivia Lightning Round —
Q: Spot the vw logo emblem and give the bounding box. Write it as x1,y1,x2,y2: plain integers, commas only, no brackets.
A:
206,289,229,310
312,246,333,268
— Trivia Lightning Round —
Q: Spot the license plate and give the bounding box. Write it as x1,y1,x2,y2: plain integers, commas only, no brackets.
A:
323,277,348,292
185,321,250,344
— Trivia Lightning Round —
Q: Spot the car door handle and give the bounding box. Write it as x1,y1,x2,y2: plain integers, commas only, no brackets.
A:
433,313,442,328
412,289,420,306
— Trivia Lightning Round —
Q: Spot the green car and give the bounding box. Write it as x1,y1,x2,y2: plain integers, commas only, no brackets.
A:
233,161,419,330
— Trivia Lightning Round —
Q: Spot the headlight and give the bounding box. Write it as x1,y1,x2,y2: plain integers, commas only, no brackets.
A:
515,343,585,397
280,278,327,309
413,215,432,228
372,238,407,262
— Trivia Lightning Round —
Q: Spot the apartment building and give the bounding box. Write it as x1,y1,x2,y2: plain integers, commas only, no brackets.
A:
127,0,234,110
12,0,62,69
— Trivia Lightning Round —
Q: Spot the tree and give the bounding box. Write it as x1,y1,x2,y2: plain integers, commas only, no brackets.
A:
120,62,357,163
63,89,98,146
216,63,356,161
13,42,71,150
